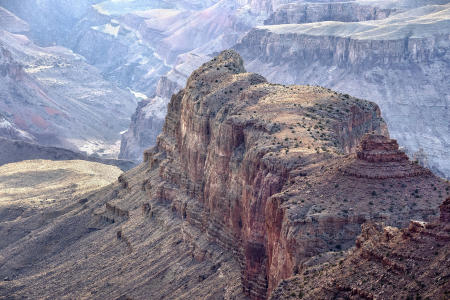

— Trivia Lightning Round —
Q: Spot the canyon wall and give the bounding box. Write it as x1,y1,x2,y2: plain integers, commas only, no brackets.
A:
0,16,137,156
235,4,450,178
264,2,395,25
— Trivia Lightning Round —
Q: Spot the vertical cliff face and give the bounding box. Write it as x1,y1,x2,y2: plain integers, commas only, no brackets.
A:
235,4,450,178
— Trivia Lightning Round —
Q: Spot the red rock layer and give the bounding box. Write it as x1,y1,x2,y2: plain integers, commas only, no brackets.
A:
270,197,450,300
343,134,432,179
357,134,408,162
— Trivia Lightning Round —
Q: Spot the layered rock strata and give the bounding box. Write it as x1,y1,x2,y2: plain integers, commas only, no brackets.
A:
264,2,395,25
270,197,450,300
342,134,432,179
1,51,448,300
235,3,450,178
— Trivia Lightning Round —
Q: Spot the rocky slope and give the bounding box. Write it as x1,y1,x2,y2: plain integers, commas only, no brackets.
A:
0,11,137,156
0,113,34,142
0,159,122,273
0,6,29,34
270,197,450,299
1,51,448,299
235,3,450,178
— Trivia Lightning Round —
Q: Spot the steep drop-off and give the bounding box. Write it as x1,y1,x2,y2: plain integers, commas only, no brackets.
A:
235,3,450,178
1,51,448,299
0,21,137,155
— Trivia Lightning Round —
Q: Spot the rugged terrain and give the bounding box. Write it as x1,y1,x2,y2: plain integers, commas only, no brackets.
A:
235,2,450,178
270,197,450,299
2,0,448,177
0,159,122,278
0,6,137,156
1,51,448,299
118,0,450,171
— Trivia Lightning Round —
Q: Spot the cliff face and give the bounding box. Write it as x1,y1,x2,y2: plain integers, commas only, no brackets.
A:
270,197,450,300
235,3,450,178
264,2,395,25
119,53,206,161
2,51,448,300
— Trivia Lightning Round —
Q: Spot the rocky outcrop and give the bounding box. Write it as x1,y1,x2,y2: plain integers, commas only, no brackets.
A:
119,53,209,161
341,134,432,179
2,51,448,300
357,134,408,163
270,197,450,300
235,3,450,178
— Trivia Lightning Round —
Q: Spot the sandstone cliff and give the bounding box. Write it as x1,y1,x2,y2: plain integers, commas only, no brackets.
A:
235,3,450,178
2,51,448,299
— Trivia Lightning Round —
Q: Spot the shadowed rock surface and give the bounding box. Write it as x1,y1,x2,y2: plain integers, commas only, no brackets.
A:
0,137,136,171
0,51,448,299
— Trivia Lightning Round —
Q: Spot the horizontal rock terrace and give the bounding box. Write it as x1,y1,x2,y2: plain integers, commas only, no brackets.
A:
357,134,408,163
344,134,431,179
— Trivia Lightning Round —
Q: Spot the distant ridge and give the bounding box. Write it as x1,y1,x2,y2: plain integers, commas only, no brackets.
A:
0,137,136,171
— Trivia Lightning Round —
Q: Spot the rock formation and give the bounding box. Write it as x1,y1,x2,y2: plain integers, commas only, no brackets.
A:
116,0,402,162
270,197,450,300
342,134,432,179
264,2,395,25
235,3,450,178
1,51,448,299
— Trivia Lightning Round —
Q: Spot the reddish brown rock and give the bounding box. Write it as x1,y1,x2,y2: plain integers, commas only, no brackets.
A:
270,197,450,300
2,50,448,300
440,197,450,223
357,134,408,162
343,134,432,179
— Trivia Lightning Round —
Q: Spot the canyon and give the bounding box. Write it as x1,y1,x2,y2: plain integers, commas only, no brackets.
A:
1,0,448,179
1,51,448,299
0,10,137,156
235,2,450,178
